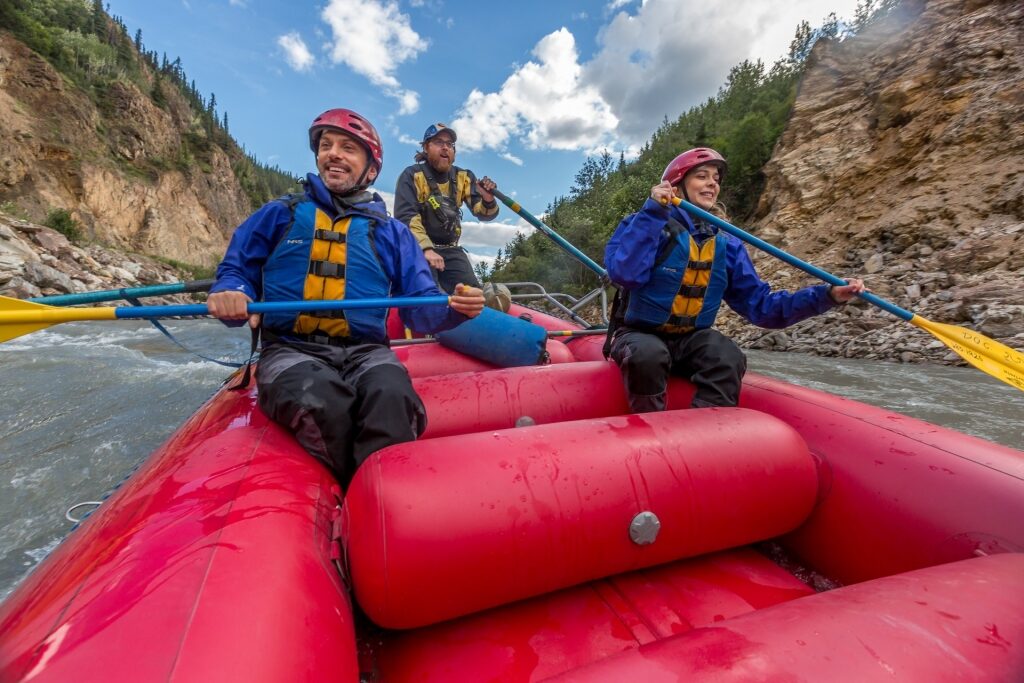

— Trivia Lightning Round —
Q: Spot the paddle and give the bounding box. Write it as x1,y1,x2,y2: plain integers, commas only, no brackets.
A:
671,196,1024,393
491,189,608,279
29,279,215,306
0,295,450,344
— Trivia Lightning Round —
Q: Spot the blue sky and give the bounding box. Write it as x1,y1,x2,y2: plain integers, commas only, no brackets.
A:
107,0,861,265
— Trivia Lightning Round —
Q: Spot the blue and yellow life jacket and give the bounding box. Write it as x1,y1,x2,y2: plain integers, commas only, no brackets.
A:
261,197,391,344
621,217,730,334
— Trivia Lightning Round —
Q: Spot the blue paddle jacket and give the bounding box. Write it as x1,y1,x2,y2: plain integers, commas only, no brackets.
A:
211,173,466,343
605,198,836,330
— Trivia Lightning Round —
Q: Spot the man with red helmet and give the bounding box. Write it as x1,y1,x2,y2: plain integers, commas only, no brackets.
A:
604,147,865,412
393,122,499,294
207,108,484,484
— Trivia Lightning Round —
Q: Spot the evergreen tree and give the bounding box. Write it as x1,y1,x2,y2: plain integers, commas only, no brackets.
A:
91,0,105,38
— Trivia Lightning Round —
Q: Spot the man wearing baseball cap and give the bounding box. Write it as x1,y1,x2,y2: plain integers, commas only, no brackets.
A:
393,123,500,294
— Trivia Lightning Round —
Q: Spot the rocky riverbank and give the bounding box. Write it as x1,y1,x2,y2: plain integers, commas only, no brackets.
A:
0,210,199,303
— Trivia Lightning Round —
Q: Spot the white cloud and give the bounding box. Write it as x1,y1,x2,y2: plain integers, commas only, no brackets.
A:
450,0,862,153
277,32,314,72
451,28,618,155
396,90,420,116
321,0,426,113
466,252,495,269
460,219,535,250
499,152,523,166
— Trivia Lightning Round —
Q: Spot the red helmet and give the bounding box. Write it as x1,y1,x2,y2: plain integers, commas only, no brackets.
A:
308,108,383,171
661,148,726,186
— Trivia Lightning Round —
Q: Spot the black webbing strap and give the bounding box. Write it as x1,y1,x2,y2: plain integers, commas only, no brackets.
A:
309,261,346,278
602,289,623,360
665,315,698,328
262,329,360,347
677,284,707,298
314,228,346,243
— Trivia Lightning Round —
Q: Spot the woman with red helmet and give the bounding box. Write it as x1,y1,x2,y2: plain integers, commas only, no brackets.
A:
206,108,485,485
603,147,865,412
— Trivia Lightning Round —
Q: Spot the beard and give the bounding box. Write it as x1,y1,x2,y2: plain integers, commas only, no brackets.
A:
322,174,360,195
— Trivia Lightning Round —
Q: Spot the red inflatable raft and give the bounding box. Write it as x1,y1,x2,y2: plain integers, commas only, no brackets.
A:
1,306,1022,682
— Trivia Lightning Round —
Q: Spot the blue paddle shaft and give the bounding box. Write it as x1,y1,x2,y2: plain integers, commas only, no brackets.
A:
30,279,214,306
113,296,450,319
676,199,913,322
492,189,608,278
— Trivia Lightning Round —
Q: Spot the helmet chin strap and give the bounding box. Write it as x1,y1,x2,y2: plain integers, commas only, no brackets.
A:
348,163,372,194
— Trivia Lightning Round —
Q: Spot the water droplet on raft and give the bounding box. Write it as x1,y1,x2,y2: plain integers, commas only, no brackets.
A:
515,416,536,427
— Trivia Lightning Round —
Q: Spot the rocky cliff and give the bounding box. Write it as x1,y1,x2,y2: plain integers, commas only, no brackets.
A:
0,209,194,301
716,0,1023,364
0,30,258,268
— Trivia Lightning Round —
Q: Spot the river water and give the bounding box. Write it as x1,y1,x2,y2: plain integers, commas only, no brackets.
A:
1,319,1022,600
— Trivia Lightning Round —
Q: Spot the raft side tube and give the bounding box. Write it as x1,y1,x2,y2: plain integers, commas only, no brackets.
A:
373,548,816,681
413,360,698,439
545,553,1024,682
739,374,1024,585
344,408,818,629
0,389,359,683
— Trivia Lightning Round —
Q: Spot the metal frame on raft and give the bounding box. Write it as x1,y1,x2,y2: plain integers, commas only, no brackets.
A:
501,281,609,327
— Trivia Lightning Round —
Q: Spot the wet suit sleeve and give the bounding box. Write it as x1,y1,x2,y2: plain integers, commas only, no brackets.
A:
209,201,293,326
393,166,434,251
375,217,468,334
723,240,836,329
604,198,671,289
464,169,498,222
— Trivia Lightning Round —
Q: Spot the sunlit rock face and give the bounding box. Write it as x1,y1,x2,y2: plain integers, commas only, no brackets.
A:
0,33,252,267
717,0,1023,364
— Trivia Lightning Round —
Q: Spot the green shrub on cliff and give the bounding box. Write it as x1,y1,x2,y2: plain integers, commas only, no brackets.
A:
44,208,83,243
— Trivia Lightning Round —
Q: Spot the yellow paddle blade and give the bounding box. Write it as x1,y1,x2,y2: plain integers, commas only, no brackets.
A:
912,315,1024,392
0,295,117,343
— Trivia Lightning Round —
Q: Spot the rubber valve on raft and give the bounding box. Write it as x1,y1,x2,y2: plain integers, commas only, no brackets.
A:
630,511,661,545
